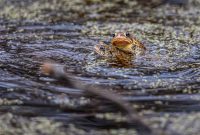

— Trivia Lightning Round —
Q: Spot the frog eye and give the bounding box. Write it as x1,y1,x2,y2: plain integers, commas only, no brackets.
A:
126,32,130,37
111,33,115,37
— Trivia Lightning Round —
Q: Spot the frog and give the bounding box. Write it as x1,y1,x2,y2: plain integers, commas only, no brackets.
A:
94,32,146,66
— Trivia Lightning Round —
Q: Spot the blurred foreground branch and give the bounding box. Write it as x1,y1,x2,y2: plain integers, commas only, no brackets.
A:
41,63,169,135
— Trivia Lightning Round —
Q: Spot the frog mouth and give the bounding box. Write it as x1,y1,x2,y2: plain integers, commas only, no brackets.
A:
111,38,132,46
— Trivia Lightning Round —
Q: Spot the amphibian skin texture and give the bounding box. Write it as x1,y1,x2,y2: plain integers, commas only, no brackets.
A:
94,32,146,66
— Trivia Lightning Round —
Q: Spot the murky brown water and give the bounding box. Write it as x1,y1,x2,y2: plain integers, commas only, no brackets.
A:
0,0,200,135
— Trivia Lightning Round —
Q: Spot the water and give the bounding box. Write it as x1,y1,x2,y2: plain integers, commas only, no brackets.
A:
0,20,199,128
0,1,200,134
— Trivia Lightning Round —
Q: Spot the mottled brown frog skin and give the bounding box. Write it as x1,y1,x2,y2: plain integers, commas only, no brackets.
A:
94,32,146,66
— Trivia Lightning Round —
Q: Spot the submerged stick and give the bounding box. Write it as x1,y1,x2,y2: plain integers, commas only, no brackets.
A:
41,63,167,135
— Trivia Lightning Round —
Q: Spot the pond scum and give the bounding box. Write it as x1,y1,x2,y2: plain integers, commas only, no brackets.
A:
0,0,200,135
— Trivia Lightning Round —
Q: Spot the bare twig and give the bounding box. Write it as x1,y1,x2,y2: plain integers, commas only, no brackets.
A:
41,63,168,135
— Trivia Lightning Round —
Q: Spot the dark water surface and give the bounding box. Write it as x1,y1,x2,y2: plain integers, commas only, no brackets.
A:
0,20,200,135
0,0,200,135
